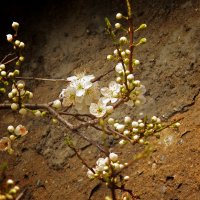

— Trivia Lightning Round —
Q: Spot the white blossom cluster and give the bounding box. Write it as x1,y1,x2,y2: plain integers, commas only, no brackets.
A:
87,153,129,182
108,115,163,145
60,74,123,117
0,124,28,152
60,74,100,113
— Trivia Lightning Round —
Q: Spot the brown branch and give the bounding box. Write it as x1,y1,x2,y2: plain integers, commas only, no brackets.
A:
0,103,108,154
16,77,69,83
1,53,15,64
92,66,115,82
3,56,18,65
68,144,95,173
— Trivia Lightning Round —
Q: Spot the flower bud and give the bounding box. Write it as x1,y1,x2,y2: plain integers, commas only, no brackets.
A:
116,13,123,19
12,22,19,31
139,23,147,29
11,103,19,111
0,88,6,93
19,108,27,115
109,153,118,162
11,88,18,95
125,49,130,55
34,110,41,117
15,40,20,46
134,59,140,65
116,124,125,132
9,135,16,141
116,77,122,83
0,64,5,70
132,121,138,127
14,69,20,75
19,56,25,62
114,49,118,56
174,122,180,128
1,71,6,76
28,92,33,99
7,179,14,185
119,139,126,145
6,34,13,42
108,118,115,125
124,176,130,181
121,51,126,57
119,36,128,44
52,118,58,124
127,74,134,81
139,38,147,44
123,130,130,135
8,72,14,78
107,55,113,60
7,125,14,133
115,23,121,29
19,42,25,48
124,116,131,124
106,106,113,114
17,83,24,89
133,135,139,140
52,99,61,109
132,128,138,133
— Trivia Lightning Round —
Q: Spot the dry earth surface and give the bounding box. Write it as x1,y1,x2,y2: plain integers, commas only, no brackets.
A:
0,0,200,199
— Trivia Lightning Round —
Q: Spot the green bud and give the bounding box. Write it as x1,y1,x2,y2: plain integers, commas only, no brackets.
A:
0,88,6,93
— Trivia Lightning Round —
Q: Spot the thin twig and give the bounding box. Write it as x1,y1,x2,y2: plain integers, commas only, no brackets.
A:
16,77,69,82
3,56,18,65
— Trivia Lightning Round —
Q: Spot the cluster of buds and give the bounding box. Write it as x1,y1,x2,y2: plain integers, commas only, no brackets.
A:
114,62,146,106
87,153,129,185
0,179,20,200
8,81,33,113
0,125,28,152
6,22,25,68
0,22,25,94
108,115,164,145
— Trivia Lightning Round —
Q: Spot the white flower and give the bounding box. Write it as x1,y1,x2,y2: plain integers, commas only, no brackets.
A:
115,63,124,73
84,82,100,106
69,75,94,97
14,125,28,137
6,34,13,42
96,157,109,172
0,137,11,151
89,99,107,118
101,81,121,104
60,86,76,107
